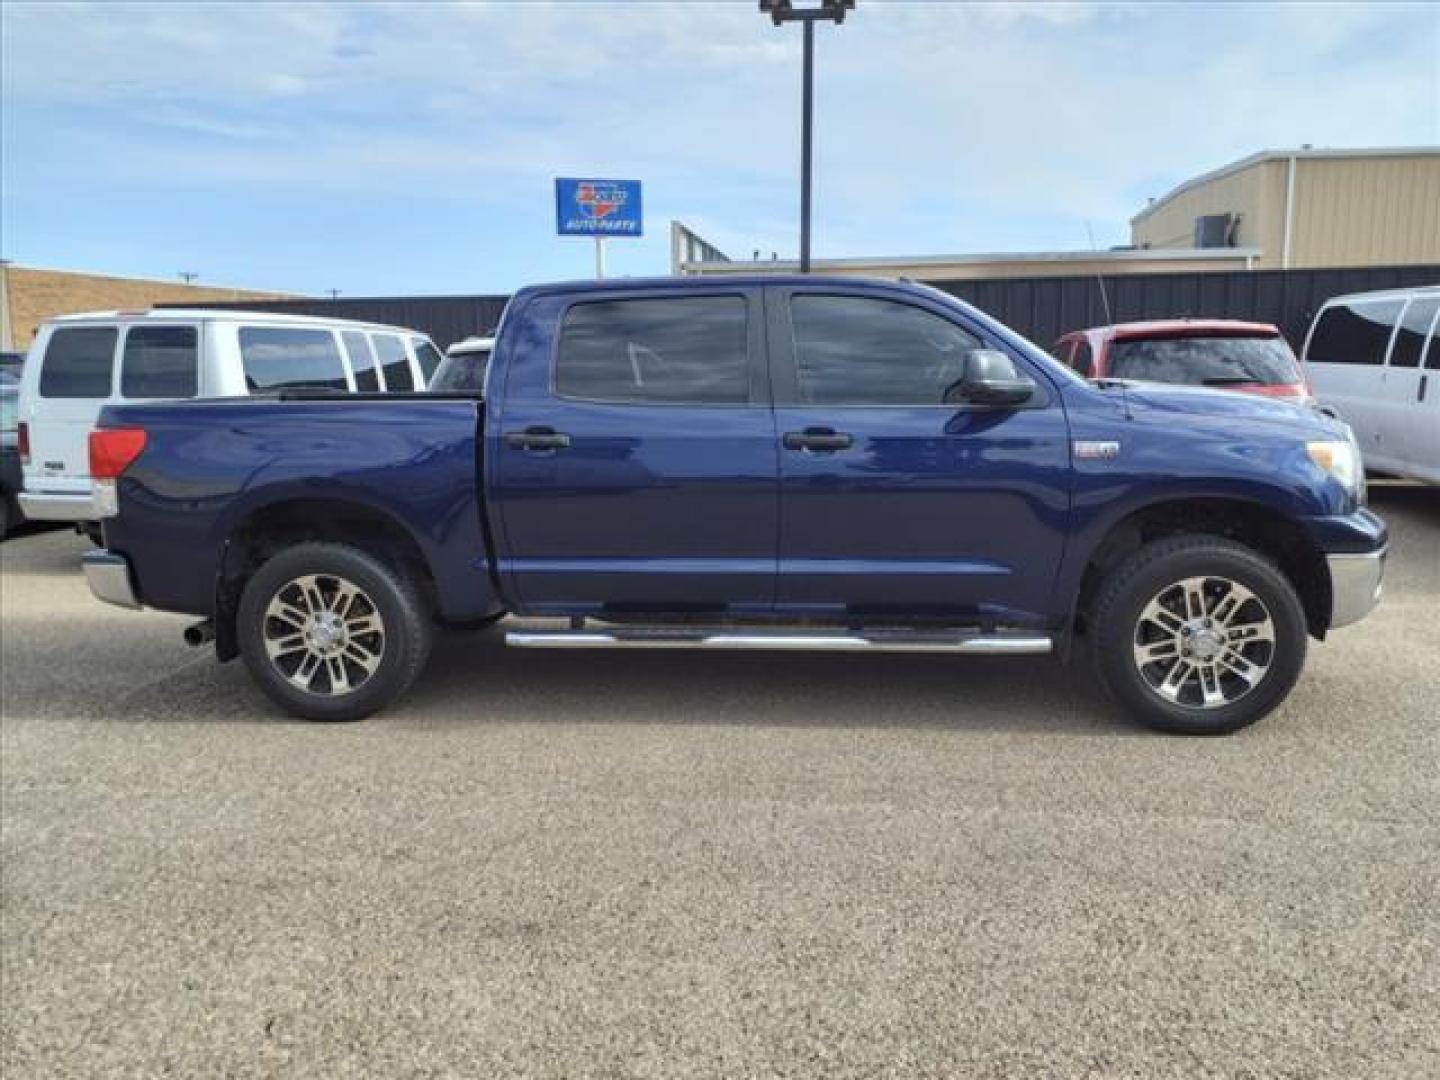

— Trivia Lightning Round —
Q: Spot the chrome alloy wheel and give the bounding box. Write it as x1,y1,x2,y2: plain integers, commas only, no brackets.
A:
1132,575,1275,710
262,574,385,696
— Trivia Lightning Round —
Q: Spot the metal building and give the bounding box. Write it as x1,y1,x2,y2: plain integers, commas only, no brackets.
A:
1131,147,1440,270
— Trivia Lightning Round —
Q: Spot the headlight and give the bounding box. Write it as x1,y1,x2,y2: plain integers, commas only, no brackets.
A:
1307,438,1364,501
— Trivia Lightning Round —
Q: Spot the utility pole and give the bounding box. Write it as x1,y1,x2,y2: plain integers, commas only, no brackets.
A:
327,289,341,300
178,272,198,284
758,0,855,272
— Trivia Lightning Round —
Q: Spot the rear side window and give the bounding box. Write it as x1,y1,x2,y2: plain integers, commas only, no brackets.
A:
412,339,443,382
39,327,118,398
790,295,982,406
1389,299,1439,369
1306,302,1403,365
371,334,414,391
556,297,749,405
340,331,380,391
121,326,198,398
239,327,349,392
1106,335,1299,387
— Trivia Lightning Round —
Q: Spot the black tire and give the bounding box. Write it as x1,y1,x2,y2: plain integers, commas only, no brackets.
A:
0,495,13,541
236,542,432,721
1090,534,1308,735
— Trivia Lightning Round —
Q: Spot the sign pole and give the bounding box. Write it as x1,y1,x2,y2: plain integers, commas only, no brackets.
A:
594,236,606,279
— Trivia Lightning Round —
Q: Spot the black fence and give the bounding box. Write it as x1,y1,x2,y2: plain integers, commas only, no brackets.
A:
167,264,1438,351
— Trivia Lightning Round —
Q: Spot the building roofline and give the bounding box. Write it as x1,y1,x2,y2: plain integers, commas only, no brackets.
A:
682,247,1261,274
1132,146,1440,225
0,260,299,297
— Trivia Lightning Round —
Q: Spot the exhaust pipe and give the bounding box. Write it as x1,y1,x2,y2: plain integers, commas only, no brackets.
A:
183,620,215,647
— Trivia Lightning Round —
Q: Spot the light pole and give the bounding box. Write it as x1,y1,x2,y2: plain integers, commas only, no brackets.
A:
758,0,854,273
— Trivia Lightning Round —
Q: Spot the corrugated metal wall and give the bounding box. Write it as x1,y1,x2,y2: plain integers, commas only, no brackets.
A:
165,265,1439,351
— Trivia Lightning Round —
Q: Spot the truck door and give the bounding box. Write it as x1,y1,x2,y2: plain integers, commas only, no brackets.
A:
490,287,778,615
767,285,1070,623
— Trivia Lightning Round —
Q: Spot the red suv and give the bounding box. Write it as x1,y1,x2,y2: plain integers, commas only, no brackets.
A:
1053,319,1311,401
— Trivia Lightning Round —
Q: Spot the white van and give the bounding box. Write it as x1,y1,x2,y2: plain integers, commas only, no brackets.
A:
16,309,446,523
1302,285,1440,485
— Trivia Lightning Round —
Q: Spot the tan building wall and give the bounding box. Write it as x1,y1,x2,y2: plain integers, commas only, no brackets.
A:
0,264,294,350
1131,149,1440,270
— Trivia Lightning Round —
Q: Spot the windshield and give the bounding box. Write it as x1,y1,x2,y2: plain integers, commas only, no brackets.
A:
1106,335,1299,386
429,349,489,393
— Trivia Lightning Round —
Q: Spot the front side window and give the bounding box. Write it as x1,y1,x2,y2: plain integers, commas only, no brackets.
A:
239,327,349,392
121,326,198,398
39,326,118,398
1073,339,1094,378
1388,299,1439,369
341,330,380,391
1107,335,1300,387
790,295,982,406
556,296,749,405
1307,301,1402,366
371,334,414,391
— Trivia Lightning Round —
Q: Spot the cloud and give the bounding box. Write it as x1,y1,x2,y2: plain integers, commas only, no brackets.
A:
2,0,1436,289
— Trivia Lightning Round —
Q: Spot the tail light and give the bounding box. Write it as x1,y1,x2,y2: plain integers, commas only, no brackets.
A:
89,428,147,518
17,421,29,466
89,428,147,479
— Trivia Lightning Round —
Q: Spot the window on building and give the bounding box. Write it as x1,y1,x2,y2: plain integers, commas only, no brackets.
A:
556,297,749,405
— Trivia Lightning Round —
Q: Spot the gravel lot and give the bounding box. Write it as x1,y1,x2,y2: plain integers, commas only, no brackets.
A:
2,483,1437,1079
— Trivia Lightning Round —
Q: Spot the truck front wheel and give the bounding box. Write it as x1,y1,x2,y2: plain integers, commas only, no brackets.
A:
1090,535,1308,735
236,542,432,721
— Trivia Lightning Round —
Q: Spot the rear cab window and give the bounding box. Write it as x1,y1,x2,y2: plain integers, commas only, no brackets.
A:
555,296,750,405
38,326,119,398
1106,334,1300,387
121,325,198,398
239,327,351,392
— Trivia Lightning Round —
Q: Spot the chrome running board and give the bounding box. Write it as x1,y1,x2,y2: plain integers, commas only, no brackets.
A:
505,627,1052,655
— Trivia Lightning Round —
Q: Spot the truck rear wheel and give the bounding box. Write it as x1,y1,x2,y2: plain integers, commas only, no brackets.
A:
236,542,432,721
1090,534,1307,735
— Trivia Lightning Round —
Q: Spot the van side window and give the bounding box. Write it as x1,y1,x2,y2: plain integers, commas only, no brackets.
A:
412,338,443,383
1307,302,1403,365
121,326,198,398
39,327,118,398
371,334,414,392
556,297,749,405
1389,299,1438,369
341,331,381,392
239,327,349,392
790,295,982,406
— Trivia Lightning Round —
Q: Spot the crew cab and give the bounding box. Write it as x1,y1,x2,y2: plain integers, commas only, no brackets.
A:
81,277,1385,734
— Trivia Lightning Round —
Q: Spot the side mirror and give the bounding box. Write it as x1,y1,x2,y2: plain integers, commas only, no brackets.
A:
946,349,1036,407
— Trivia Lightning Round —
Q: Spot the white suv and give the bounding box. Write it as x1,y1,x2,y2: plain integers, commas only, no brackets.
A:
16,309,445,524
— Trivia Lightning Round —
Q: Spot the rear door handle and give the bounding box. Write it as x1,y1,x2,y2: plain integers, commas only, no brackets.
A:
782,428,854,452
506,427,572,451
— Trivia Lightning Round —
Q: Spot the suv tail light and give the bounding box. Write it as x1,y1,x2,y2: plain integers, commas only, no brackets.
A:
17,421,29,466
89,428,147,518
90,428,147,479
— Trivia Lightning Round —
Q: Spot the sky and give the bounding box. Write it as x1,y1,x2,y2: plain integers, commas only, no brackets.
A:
2,0,1438,297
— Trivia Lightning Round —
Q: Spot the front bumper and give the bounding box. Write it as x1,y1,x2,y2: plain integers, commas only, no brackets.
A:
82,549,141,609
1327,546,1386,629
19,489,98,522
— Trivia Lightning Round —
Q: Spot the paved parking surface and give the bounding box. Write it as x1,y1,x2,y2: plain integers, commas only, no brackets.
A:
2,484,1437,1078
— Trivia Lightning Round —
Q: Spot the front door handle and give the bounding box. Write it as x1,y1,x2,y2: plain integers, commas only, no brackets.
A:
783,427,854,452
506,427,572,451
1419,374,1428,403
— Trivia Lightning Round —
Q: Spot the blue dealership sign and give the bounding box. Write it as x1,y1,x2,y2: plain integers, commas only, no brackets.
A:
555,178,643,237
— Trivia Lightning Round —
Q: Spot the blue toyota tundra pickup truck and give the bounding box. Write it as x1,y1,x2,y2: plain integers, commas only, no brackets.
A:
81,276,1386,734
